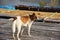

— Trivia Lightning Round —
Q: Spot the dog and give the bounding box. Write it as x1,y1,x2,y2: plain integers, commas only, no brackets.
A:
12,13,40,38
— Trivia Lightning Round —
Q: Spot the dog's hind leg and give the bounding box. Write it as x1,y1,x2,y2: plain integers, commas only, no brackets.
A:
16,20,22,38
16,25,21,38
12,20,16,38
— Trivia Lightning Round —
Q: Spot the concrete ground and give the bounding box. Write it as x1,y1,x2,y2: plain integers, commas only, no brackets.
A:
0,18,60,40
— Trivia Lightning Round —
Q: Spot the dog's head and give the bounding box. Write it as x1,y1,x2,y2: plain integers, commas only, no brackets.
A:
29,13,40,21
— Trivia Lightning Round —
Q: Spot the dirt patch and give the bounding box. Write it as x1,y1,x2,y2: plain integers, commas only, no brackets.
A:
0,9,60,19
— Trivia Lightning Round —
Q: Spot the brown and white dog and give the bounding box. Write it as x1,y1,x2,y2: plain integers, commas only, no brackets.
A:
12,13,40,38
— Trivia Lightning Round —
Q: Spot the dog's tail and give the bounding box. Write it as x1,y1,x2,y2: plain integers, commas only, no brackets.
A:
8,16,21,21
8,17,17,21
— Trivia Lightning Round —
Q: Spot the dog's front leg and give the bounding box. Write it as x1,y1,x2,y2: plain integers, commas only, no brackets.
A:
28,21,33,37
21,28,24,36
28,25,31,37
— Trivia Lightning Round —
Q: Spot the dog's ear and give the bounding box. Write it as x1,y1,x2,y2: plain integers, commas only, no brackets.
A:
33,13,35,15
32,13,35,15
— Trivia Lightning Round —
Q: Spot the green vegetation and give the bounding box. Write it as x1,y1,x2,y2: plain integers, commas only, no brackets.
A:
39,0,47,7
39,0,58,7
51,0,58,6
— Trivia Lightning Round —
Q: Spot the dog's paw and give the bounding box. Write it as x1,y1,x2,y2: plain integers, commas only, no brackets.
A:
29,35,32,37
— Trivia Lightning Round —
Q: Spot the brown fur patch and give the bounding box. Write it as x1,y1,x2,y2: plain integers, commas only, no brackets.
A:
13,13,37,24
21,16,30,24
29,13,37,21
